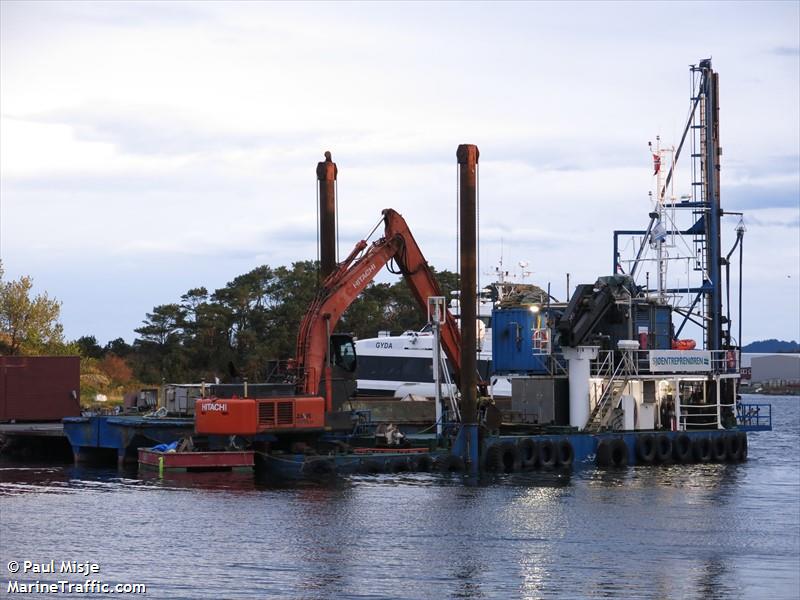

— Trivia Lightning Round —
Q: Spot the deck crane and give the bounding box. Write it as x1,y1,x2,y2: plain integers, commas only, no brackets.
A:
195,208,475,437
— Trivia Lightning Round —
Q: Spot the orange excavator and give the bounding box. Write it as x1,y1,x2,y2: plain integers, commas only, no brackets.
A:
195,208,466,437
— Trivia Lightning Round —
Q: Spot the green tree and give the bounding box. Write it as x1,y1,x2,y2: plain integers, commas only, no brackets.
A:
104,337,133,357
76,335,104,359
135,304,185,346
133,303,187,381
341,267,459,337
128,262,458,383
0,264,68,355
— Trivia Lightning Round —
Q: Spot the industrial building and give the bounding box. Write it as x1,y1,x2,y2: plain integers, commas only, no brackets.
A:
744,354,800,385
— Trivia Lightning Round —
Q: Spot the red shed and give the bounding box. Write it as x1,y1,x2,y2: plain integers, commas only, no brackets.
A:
0,356,81,421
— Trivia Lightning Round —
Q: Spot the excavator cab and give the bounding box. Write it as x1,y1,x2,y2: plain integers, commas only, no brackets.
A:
330,333,357,373
323,333,358,412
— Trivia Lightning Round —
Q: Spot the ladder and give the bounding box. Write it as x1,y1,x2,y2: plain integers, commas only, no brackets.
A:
585,358,630,433
690,84,709,275
439,354,461,423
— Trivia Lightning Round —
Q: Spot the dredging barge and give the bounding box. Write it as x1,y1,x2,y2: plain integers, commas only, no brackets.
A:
46,59,770,477
146,58,767,479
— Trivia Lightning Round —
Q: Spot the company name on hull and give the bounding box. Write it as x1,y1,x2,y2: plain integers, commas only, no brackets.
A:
649,350,712,373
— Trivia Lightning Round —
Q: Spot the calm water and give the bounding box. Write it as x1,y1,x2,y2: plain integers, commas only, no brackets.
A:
1,394,798,599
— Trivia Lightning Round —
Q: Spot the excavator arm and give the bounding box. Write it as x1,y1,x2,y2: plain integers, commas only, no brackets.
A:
295,209,465,403
196,208,474,437
382,209,464,388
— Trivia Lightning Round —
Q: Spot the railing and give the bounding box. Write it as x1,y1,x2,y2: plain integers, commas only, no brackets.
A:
580,347,747,432
439,354,461,422
547,354,569,377
532,327,551,354
584,348,741,376
263,359,301,383
586,358,630,431
710,350,740,374
737,402,772,431
678,407,720,429
589,349,638,378
591,350,615,378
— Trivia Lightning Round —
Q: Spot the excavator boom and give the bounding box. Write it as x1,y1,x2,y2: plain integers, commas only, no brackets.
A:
196,208,469,436
296,209,464,401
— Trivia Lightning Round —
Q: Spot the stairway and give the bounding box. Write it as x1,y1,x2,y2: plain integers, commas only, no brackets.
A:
585,377,630,433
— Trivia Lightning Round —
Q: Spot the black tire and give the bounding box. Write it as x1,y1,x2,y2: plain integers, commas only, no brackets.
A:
484,444,504,472
738,431,748,461
415,455,433,472
596,439,613,467
306,458,336,476
655,435,672,464
724,432,741,461
692,436,712,463
673,434,692,463
359,459,383,474
711,435,727,462
635,434,656,465
499,442,521,473
539,439,557,468
438,454,466,473
557,439,574,467
610,438,628,467
518,439,538,470
387,458,410,473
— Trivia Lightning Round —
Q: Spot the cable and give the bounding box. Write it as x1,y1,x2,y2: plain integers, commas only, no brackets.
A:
456,163,460,283
738,225,743,354
364,215,384,243
476,162,480,304
335,179,340,264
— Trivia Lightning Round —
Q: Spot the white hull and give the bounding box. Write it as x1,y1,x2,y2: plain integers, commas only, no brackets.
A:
355,330,512,399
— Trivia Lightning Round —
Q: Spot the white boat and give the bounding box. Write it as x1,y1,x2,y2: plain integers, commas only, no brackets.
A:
354,327,515,399
354,262,543,400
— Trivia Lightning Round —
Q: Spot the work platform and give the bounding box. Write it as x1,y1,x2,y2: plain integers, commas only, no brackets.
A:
62,415,194,466
0,422,65,437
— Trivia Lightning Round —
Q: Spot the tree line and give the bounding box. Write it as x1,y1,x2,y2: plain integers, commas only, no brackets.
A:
2,260,458,388
126,261,458,383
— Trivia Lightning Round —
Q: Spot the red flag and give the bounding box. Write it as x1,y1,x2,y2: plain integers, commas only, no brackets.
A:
653,153,661,175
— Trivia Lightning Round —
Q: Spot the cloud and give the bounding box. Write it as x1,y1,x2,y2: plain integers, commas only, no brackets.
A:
24,106,352,158
18,103,647,173
771,46,800,56
724,185,800,210
2,1,799,345
1,1,210,31
745,214,800,229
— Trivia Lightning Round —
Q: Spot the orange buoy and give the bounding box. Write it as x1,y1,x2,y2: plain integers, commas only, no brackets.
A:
671,339,696,350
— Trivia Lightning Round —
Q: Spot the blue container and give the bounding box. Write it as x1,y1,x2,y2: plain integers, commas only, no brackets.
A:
633,303,673,350
653,305,672,349
491,308,549,374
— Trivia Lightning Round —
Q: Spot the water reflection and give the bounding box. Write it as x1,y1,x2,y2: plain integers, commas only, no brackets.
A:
694,556,735,600
451,561,488,599
137,468,262,494
0,397,796,599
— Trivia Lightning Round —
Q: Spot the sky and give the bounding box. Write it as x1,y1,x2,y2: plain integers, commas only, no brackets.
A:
1,1,798,347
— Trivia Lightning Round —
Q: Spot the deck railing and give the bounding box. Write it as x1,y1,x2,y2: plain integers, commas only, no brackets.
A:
583,348,740,377
737,402,772,431
678,404,726,429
